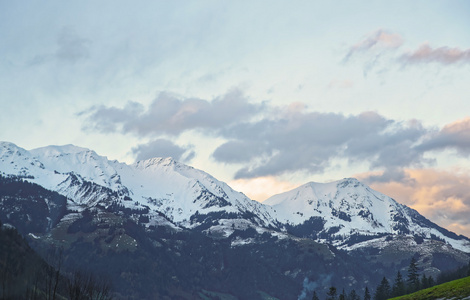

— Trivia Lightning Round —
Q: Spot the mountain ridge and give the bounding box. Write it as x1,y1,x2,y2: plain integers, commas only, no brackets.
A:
0,141,276,231
1,141,469,252
2,141,470,299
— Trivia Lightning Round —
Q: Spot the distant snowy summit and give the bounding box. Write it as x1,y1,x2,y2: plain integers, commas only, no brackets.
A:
265,178,416,235
1,141,469,252
264,178,470,251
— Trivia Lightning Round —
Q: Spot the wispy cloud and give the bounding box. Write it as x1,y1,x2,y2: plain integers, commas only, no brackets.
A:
344,29,404,62
30,27,91,65
344,29,470,75
401,43,470,65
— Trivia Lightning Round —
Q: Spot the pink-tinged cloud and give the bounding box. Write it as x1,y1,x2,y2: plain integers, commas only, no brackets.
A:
358,168,470,238
351,29,404,51
401,43,470,65
345,29,404,61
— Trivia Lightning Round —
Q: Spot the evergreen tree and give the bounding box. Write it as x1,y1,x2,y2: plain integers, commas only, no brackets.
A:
349,289,359,300
327,286,337,300
312,291,320,300
374,277,391,300
428,275,435,288
339,288,346,300
407,257,420,292
392,271,405,297
421,274,429,289
363,286,371,300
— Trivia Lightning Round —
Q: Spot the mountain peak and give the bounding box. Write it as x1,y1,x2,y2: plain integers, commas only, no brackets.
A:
30,144,95,157
0,141,28,156
133,157,178,169
0,141,45,174
0,141,21,148
264,177,397,231
303,177,362,188
336,177,360,185
266,178,367,207
336,178,371,191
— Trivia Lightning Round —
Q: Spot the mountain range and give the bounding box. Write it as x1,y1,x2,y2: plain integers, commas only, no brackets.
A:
1,141,469,299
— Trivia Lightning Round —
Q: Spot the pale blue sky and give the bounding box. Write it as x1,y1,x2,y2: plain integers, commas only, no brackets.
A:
1,1,470,235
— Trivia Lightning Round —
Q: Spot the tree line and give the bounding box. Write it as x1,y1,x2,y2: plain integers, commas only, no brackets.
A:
311,257,470,300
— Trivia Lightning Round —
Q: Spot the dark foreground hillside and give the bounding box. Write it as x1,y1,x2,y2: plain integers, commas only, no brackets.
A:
0,220,50,299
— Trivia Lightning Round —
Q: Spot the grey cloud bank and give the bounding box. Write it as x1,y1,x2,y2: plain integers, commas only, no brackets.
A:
215,109,429,179
81,91,470,183
417,118,470,155
83,89,263,137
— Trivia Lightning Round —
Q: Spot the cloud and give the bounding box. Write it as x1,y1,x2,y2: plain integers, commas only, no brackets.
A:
344,29,404,61
80,101,145,133
345,119,429,169
361,168,470,237
417,117,470,155
343,30,470,75
30,27,91,65
213,107,430,179
81,87,470,182
83,89,263,136
401,43,470,65
362,168,414,185
132,139,195,162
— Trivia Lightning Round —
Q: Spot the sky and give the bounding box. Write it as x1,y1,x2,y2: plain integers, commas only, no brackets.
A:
1,1,470,236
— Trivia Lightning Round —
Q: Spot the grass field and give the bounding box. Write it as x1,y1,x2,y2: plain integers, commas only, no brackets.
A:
390,276,470,300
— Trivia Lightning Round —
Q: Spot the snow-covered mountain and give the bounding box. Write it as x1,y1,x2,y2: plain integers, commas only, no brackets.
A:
0,141,274,233
264,179,470,252
1,141,469,253
2,141,470,298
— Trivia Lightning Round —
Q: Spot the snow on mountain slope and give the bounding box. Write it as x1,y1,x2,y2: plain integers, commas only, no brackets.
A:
102,156,276,226
264,178,402,231
263,178,470,252
0,142,46,175
0,142,274,228
30,144,124,191
2,141,469,252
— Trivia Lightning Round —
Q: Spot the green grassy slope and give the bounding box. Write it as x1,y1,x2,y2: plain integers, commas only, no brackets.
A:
390,276,470,300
